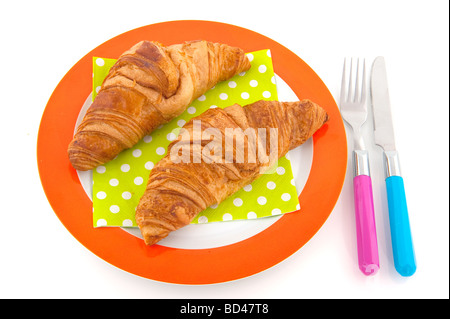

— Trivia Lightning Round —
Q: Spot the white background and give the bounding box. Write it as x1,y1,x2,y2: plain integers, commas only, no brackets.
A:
0,0,448,299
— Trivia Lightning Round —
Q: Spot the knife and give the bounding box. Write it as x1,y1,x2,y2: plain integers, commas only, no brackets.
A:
370,56,416,276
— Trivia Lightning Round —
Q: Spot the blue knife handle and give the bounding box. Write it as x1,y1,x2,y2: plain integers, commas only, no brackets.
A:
386,175,416,276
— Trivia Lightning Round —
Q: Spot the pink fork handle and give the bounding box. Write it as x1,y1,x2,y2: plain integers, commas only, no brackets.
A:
353,175,380,275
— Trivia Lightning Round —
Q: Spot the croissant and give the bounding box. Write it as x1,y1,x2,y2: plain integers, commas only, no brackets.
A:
135,99,329,246
68,40,251,170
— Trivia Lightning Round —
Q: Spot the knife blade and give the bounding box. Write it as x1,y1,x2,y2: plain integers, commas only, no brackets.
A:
371,57,396,152
370,57,416,277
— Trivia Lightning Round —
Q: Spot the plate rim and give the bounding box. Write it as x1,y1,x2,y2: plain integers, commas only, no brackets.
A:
37,20,347,284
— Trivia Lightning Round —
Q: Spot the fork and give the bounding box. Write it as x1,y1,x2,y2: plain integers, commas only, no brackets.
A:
340,58,379,276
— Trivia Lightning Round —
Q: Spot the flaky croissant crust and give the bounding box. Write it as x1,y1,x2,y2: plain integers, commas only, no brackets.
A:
136,99,329,245
68,40,251,171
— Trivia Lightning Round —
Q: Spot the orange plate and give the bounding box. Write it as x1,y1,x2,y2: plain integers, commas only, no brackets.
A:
37,20,347,284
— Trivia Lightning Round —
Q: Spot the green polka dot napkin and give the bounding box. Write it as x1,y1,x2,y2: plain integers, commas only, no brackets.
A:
92,50,300,227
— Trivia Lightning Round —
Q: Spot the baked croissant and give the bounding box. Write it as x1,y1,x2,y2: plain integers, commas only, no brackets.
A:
68,40,251,171
136,99,329,246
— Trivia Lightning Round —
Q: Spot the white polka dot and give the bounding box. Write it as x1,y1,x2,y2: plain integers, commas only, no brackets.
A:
291,179,295,186
122,219,133,227
156,147,165,155
266,181,276,190
276,166,286,175
198,216,208,223
187,106,196,114
121,164,130,172
96,219,107,227
258,64,267,73
143,135,152,143
249,80,258,87
267,50,272,58
177,119,186,127
233,198,243,207
132,149,142,157
95,86,101,93
167,132,176,141
219,93,228,100
145,161,154,170
134,176,144,185
96,191,107,199
239,71,246,76
109,178,119,186
296,203,300,210
247,211,257,219
222,213,233,221
241,92,250,99
96,58,105,66
257,196,267,205
110,205,120,214
271,208,282,215
271,75,276,84
246,53,254,61
197,95,206,101
209,105,218,109
228,81,237,88
210,203,218,209
122,191,132,200
96,166,106,174
281,193,291,201
263,91,271,98
243,184,252,192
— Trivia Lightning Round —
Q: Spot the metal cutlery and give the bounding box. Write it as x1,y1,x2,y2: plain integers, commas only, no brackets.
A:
370,56,416,277
340,58,380,276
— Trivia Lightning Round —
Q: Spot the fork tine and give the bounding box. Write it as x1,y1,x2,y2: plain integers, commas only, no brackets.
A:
360,58,366,103
340,58,347,105
347,58,353,102
354,58,360,103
